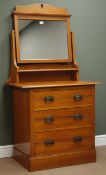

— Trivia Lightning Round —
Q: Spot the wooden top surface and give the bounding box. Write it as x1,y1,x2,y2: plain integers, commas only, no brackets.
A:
13,3,70,17
6,81,100,89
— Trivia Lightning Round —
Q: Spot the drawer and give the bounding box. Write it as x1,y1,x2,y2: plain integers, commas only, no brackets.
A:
30,86,94,110
33,107,94,131
33,128,93,155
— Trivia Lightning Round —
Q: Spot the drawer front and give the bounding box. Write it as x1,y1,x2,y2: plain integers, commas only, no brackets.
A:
31,86,94,110
33,107,94,131
33,128,92,155
34,138,92,155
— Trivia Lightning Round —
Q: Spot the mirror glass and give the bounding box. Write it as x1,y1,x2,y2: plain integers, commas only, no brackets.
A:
18,20,68,60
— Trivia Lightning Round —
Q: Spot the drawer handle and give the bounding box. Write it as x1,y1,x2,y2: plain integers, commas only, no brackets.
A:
44,140,55,146
73,94,82,101
44,96,54,103
73,114,83,120
73,136,83,142
44,116,54,123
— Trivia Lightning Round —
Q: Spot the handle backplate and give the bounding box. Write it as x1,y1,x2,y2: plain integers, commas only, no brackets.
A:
44,116,54,123
44,96,54,103
73,114,83,120
73,136,83,142
73,94,82,101
44,140,55,146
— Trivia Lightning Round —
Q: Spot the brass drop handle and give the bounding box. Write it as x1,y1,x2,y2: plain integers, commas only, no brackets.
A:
73,114,83,120
44,140,55,146
44,116,54,123
44,96,54,103
73,94,82,101
73,136,83,142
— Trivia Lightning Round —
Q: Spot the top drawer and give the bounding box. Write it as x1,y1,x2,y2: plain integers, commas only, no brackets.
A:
30,86,94,110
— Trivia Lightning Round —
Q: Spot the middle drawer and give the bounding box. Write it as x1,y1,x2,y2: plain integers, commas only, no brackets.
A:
32,107,94,132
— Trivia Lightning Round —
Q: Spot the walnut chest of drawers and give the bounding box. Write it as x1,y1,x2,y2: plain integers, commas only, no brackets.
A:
12,82,96,171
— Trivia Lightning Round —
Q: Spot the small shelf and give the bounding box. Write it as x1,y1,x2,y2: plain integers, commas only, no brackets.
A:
18,64,79,73
19,67,78,72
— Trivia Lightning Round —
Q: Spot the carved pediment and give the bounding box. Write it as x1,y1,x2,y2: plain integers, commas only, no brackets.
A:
13,3,70,16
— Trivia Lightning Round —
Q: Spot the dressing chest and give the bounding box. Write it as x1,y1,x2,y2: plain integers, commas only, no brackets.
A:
6,3,98,171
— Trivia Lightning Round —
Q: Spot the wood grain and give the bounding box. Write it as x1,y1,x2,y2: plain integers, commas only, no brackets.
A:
12,84,96,171
33,127,92,143
13,88,30,155
7,30,19,83
6,81,99,89
32,107,95,131
34,137,92,155
19,71,72,82
14,148,96,171
31,86,94,110
13,3,70,16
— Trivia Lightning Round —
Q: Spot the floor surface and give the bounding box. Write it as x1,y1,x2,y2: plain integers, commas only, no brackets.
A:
0,146,106,175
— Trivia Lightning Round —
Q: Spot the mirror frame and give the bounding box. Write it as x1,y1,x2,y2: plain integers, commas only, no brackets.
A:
13,4,72,63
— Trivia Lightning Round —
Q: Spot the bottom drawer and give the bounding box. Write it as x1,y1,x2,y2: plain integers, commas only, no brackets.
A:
34,137,92,155
33,127,93,155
